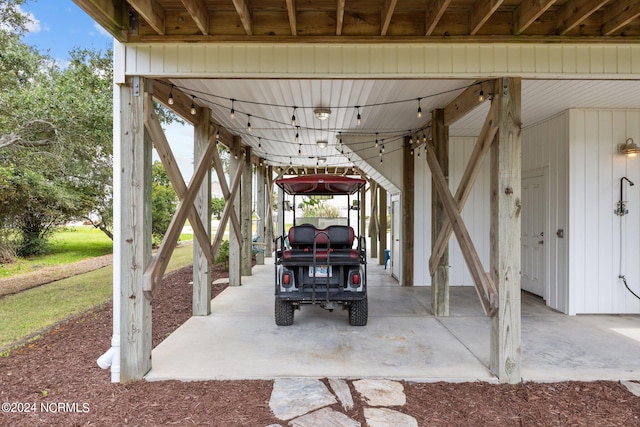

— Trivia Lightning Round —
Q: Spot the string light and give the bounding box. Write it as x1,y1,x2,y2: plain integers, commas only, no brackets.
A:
381,141,385,153
168,85,174,105
356,106,361,126
375,132,379,147
258,137,262,148
417,98,422,118
216,128,220,140
298,144,301,155
230,99,235,119
247,114,252,132
190,96,196,115
409,133,413,144
410,148,414,156
478,88,484,102
291,107,297,126
422,132,427,143
417,146,421,158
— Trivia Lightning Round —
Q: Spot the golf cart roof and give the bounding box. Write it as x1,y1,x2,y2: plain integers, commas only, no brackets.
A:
276,174,366,196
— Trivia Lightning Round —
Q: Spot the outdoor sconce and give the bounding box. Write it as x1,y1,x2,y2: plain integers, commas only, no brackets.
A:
619,138,640,159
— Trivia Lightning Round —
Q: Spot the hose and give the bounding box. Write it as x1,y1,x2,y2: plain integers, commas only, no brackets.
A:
618,194,640,301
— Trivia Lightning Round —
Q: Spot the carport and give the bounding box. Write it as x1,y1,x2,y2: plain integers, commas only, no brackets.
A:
72,0,640,384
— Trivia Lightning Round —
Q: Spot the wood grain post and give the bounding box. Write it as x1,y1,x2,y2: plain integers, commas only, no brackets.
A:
192,109,212,316
229,138,242,286
490,77,522,384
431,108,449,316
256,162,266,265
118,76,152,381
369,181,378,259
265,166,274,257
402,136,414,286
378,186,388,266
241,146,253,276
360,185,366,248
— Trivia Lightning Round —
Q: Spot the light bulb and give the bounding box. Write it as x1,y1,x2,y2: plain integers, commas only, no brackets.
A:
168,92,174,105
479,89,484,102
190,100,196,115
230,99,235,119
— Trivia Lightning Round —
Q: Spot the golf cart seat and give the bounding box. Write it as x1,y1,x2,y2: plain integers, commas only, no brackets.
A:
283,224,359,262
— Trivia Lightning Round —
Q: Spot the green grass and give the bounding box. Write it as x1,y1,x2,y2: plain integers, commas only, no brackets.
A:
0,226,113,278
0,244,193,351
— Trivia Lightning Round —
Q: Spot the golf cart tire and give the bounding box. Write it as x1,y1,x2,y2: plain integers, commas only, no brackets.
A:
275,299,294,326
349,296,368,326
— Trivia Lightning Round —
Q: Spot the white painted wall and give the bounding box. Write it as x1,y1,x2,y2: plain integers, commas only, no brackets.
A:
568,109,640,314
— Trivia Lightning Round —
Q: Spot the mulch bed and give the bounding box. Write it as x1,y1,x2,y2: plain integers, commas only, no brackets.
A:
1,265,639,426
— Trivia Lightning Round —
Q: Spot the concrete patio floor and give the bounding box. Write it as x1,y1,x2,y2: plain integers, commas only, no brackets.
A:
146,258,640,383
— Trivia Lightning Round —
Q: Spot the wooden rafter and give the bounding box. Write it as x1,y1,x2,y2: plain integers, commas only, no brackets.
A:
143,126,219,296
602,1,640,35
444,80,492,127
381,0,398,36
429,100,498,276
336,0,346,35
73,0,126,40
514,0,557,35
152,81,202,125
232,0,253,35
286,0,297,36
128,0,165,35
553,0,611,35
425,0,451,36
425,140,498,317
181,0,209,35
144,95,215,267
469,0,504,35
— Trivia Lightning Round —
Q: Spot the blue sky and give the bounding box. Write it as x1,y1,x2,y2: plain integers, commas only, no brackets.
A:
21,0,113,62
20,0,196,179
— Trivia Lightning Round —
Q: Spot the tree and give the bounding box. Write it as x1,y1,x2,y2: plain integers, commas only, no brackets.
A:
151,161,178,245
211,197,225,219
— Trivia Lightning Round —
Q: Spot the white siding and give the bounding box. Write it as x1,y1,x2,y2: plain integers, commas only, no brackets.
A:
569,109,640,314
123,43,640,79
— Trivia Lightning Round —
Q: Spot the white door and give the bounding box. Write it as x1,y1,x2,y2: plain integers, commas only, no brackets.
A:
391,196,401,281
521,174,546,297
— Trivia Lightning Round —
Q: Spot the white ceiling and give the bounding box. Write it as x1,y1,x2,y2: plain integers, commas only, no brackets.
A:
170,78,640,170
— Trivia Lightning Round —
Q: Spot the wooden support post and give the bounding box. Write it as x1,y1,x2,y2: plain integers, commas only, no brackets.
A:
431,109,449,316
229,138,242,286
265,166,274,257
192,109,211,316
241,146,252,276
402,136,414,286
256,162,266,265
118,76,152,381
490,77,522,384
360,186,366,248
369,181,378,259
378,187,388,266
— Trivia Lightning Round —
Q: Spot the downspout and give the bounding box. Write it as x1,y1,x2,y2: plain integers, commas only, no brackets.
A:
97,41,125,382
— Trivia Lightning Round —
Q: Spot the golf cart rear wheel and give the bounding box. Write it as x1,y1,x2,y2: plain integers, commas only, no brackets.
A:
349,296,368,326
275,299,294,326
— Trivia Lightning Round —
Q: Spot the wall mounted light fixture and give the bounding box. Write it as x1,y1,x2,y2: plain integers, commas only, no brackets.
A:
619,138,640,158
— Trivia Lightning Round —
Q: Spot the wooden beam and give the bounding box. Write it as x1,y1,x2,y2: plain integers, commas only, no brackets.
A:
336,0,346,35
429,100,498,276
118,76,152,381
142,125,218,296
430,109,449,317
72,0,127,41
514,0,556,35
211,142,242,245
211,158,244,266
553,0,610,35
381,0,399,36
444,80,491,127
128,0,166,35
143,92,214,266
425,140,497,317
192,108,212,316
489,77,522,384
469,0,504,35
181,0,209,35
285,0,297,35
228,137,243,286
402,137,414,287
241,147,253,276
425,0,451,36
378,186,388,266
369,182,378,258
602,2,640,35
265,166,274,256
256,164,266,265
232,0,253,35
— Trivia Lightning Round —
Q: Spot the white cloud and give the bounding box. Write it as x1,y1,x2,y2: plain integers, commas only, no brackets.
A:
19,6,44,33
93,22,112,38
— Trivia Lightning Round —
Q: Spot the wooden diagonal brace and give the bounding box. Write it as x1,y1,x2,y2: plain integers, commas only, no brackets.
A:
144,95,214,265
143,132,219,297
211,160,244,259
425,140,498,317
429,100,498,276
211,143,242,244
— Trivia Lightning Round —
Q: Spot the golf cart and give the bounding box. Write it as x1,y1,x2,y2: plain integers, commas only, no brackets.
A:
274,174,368,326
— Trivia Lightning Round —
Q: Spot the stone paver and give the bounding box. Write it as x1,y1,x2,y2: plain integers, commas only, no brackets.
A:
329,379,354,411
364,408,418,427
269,378,337,420
290,408,360,427
353,379,406,406
621,380,640,397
